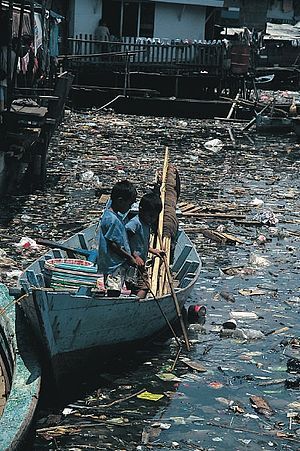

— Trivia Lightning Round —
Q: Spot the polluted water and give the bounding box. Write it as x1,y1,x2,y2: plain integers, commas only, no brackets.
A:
0,109,300,450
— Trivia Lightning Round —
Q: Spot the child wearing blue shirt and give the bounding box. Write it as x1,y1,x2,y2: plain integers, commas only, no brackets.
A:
126,191,164,298
98,180,137,297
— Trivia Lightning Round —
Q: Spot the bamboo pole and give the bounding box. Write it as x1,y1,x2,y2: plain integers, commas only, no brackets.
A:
162,236,171,295
162,254,191,352
150,147,169,295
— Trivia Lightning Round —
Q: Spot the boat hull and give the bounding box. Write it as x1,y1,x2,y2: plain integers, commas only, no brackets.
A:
256,114,292,132
32,282,195,384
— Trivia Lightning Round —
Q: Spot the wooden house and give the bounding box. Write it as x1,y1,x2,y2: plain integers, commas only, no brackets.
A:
68,0,224,42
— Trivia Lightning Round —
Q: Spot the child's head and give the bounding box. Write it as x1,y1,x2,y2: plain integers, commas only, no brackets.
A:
111,180,137,214
139,192,162,225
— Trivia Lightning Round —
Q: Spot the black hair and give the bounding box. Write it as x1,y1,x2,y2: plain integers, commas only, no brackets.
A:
111,180,137,203
139,191,162,215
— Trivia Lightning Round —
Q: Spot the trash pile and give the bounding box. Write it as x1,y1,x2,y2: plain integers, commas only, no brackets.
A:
0,108,300,450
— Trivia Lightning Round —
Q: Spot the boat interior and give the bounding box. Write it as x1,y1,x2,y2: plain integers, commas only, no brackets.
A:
19,224,201,297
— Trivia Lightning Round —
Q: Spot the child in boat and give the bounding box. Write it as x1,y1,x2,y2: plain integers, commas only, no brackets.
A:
125,190,164,299
98,180,137,297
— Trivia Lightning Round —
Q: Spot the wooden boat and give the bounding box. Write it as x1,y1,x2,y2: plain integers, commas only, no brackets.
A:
255,74,275,84
17,223,201,386
256,113,293,132
0,284,41,450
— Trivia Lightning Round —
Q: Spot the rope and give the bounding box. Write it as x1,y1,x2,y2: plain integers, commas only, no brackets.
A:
0,292,29,318
137,265,182,351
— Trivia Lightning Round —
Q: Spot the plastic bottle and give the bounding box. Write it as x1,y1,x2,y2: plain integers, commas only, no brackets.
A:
230,311,259,320
220,328,264,340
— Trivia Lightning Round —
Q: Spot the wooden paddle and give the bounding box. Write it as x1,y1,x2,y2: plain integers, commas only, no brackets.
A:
36,238,97,262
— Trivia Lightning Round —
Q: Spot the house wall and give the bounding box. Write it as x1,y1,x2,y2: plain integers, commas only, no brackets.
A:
267,0,294,22
154,3,206,40
239,0,268,31
71,0,103,37
69,0,208,40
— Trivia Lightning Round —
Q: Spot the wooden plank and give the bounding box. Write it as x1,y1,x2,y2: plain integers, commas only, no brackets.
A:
26,270,39,288
36,273,45,288
227,93,240,119
78,233,88,250
175,260,191,282
179,202,197,212
180,276,194,289
162,236,171,295
179,262,200,287
172,245,192,273
52,249,64,258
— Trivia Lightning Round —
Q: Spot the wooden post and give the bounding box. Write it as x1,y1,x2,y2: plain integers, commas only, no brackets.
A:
226,92,239,119
10,0,26,101
6,0,13,110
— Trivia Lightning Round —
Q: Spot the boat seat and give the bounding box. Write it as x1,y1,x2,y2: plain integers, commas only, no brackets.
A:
176,261,199,283
20,279,30,293
26,270,40,288
180,276,195,288
52,249,64,258
76,287,92,296
78,233,88,250
36,273,45,288
172,245,192,273
38,258,46,272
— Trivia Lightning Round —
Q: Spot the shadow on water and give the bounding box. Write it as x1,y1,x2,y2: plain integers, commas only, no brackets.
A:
39,314,190,409
0,195,27,227
31,339,182,451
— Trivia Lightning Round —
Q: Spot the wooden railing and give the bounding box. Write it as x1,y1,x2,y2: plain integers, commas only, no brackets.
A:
67,35,226,70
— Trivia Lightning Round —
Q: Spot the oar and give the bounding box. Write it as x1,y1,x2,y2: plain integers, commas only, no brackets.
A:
137,266,182,371
156,228,191,352
36,238,97,262
162,254,191,352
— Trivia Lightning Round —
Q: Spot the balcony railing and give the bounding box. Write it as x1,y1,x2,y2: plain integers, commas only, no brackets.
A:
66,35,226,71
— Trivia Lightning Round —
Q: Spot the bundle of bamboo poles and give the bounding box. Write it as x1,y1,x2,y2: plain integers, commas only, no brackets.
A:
150,148,180,297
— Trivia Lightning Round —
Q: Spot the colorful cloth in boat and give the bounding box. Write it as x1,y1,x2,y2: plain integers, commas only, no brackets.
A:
104,266,127,293
125,215,150,263
126,265,149,293
97,208,131,274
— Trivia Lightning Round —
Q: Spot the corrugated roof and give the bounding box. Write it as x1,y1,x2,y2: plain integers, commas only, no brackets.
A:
153,0,224,6
221,22,300,40
265,22,300,40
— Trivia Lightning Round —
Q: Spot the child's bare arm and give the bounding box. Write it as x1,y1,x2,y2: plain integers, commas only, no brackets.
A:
109,241,136,266
149,247,165,257
133,251,145,267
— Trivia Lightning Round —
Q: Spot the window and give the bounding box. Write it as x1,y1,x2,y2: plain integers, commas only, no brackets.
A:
140,3,155,37
123,2,138,37
102,1,155,38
